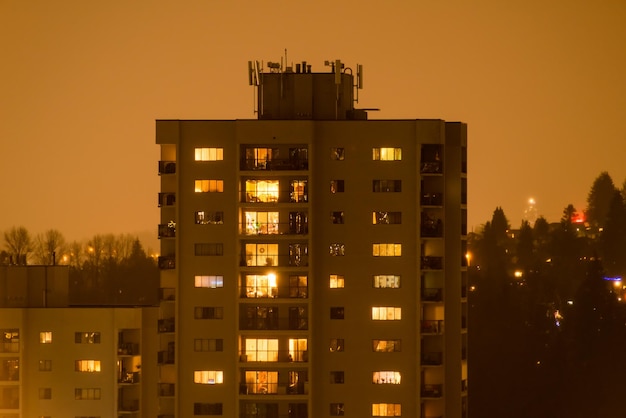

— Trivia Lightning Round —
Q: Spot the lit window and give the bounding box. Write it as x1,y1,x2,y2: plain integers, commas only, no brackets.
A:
372,180,401,192
372,339,401,352
195,147,223,161
194,243,224,256
195,179,224,193
372,403,402,416
373,147,402,161
194,307,224,319
373,371,401,384
194,275,224,288
39,332,52,344
194,370,223,384
246,180,279,202
330,403,345,416
0,329,19,353
244,339,278,362
330,338,344,352
372,211,402,224
39,388,52,399
74,332,100,344
195,211,223,224
288,243,307,266
39,360,52,371
290,180,308,202
373,243,402,257
331,211,344,224
244,371,278,394
330,243,345,256
245,243,278,266
330,148,345,160
373,275,401,288
372,307,402,321
244,147,278,169
194,338,223,352
329,274,345,288
75,360,101,372
244,211,279,235
289,338,308,362
330,180,344,193
244,274,278,298
289,275,308,298
330,307,344,319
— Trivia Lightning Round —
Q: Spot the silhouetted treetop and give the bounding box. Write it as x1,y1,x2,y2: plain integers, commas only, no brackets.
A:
586,171,616,230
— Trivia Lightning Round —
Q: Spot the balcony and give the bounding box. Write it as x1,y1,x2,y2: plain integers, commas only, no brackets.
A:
118,342,139,356
239,350,308,363
158,223,176,239
240,254,309,268
158,383,175,397
158,350,175,365
421,192,443,206
118,399,140,412
421,351,443,366
462,379,468,392
158,318,175,333
421,320,444,334
158,160,176,175
241,221,308,236
158,255,175,270
421,256,443,270
239,381,308,395
160,287,175,302
422,288,443,302
422,383,443,398
119,371,140,384
240,285,308,299
158,192,175,207
421,215,443,238
241,157,309,171
421,161,442,174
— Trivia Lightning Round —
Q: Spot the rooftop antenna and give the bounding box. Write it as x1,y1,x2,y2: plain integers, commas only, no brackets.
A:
355,64,363,103
247,60,261,115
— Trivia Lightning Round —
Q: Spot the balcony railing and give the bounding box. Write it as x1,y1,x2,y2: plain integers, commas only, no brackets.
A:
421,256,443,270
239,381,308,395
239,314,308,331
158,383,175,397
0,342,19,353
421,161,443,174
118,399,140,412
421,351,443,366
421,320,444,334
158,255,175,270
158,160,176,175
239,350,308,363
241,222,308,236
241,158,308,171
160,287,175,302
158,224,176,239
119,371,140,384
158,192,175,207
158,350,175,365
240,254,309,268
422,288,443,302
421,219,443,238
421,192,443,206
118,343,139,355
422,383,444,398
158,318,175,333
240,286,308,299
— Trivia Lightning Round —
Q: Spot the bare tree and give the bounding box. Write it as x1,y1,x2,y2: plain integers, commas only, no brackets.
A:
33,229,66,265
3,226,32,265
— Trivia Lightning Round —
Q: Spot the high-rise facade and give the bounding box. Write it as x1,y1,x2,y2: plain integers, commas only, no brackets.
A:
156,59,468,418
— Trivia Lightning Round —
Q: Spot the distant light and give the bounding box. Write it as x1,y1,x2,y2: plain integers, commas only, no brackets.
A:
603,276,622,282
567,300,573,305
528,198,535,205
514,270,523,278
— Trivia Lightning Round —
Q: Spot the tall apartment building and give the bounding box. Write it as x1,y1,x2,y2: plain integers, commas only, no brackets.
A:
156,58,468,418
0,266,159,418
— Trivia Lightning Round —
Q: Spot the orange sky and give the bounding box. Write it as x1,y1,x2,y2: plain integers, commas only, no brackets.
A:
1,0,625,250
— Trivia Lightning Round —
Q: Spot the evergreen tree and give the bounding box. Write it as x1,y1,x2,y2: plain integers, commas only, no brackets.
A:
599,190,626,276
586,171,616,231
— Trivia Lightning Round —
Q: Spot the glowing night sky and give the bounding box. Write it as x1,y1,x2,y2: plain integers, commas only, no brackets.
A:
2,1,625,250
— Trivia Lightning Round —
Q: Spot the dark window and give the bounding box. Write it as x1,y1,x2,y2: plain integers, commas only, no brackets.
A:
330,338,344,352
194,307,224,319
330,180,345,193
195,243,224,256
330,307,345,319
330,371,345,384
330,403,345,416
330,148,345,160
195,211,224,224
373,180,402,192
194,402,223,415
373,211,402,224
74,332,100,344
194,339,224,352
331,211,344,224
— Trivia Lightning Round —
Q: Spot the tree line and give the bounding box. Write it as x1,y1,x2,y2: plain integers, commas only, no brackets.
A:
469,171,626,418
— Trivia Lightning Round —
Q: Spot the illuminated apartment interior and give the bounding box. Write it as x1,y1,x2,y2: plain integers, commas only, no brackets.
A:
156,58,467,418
